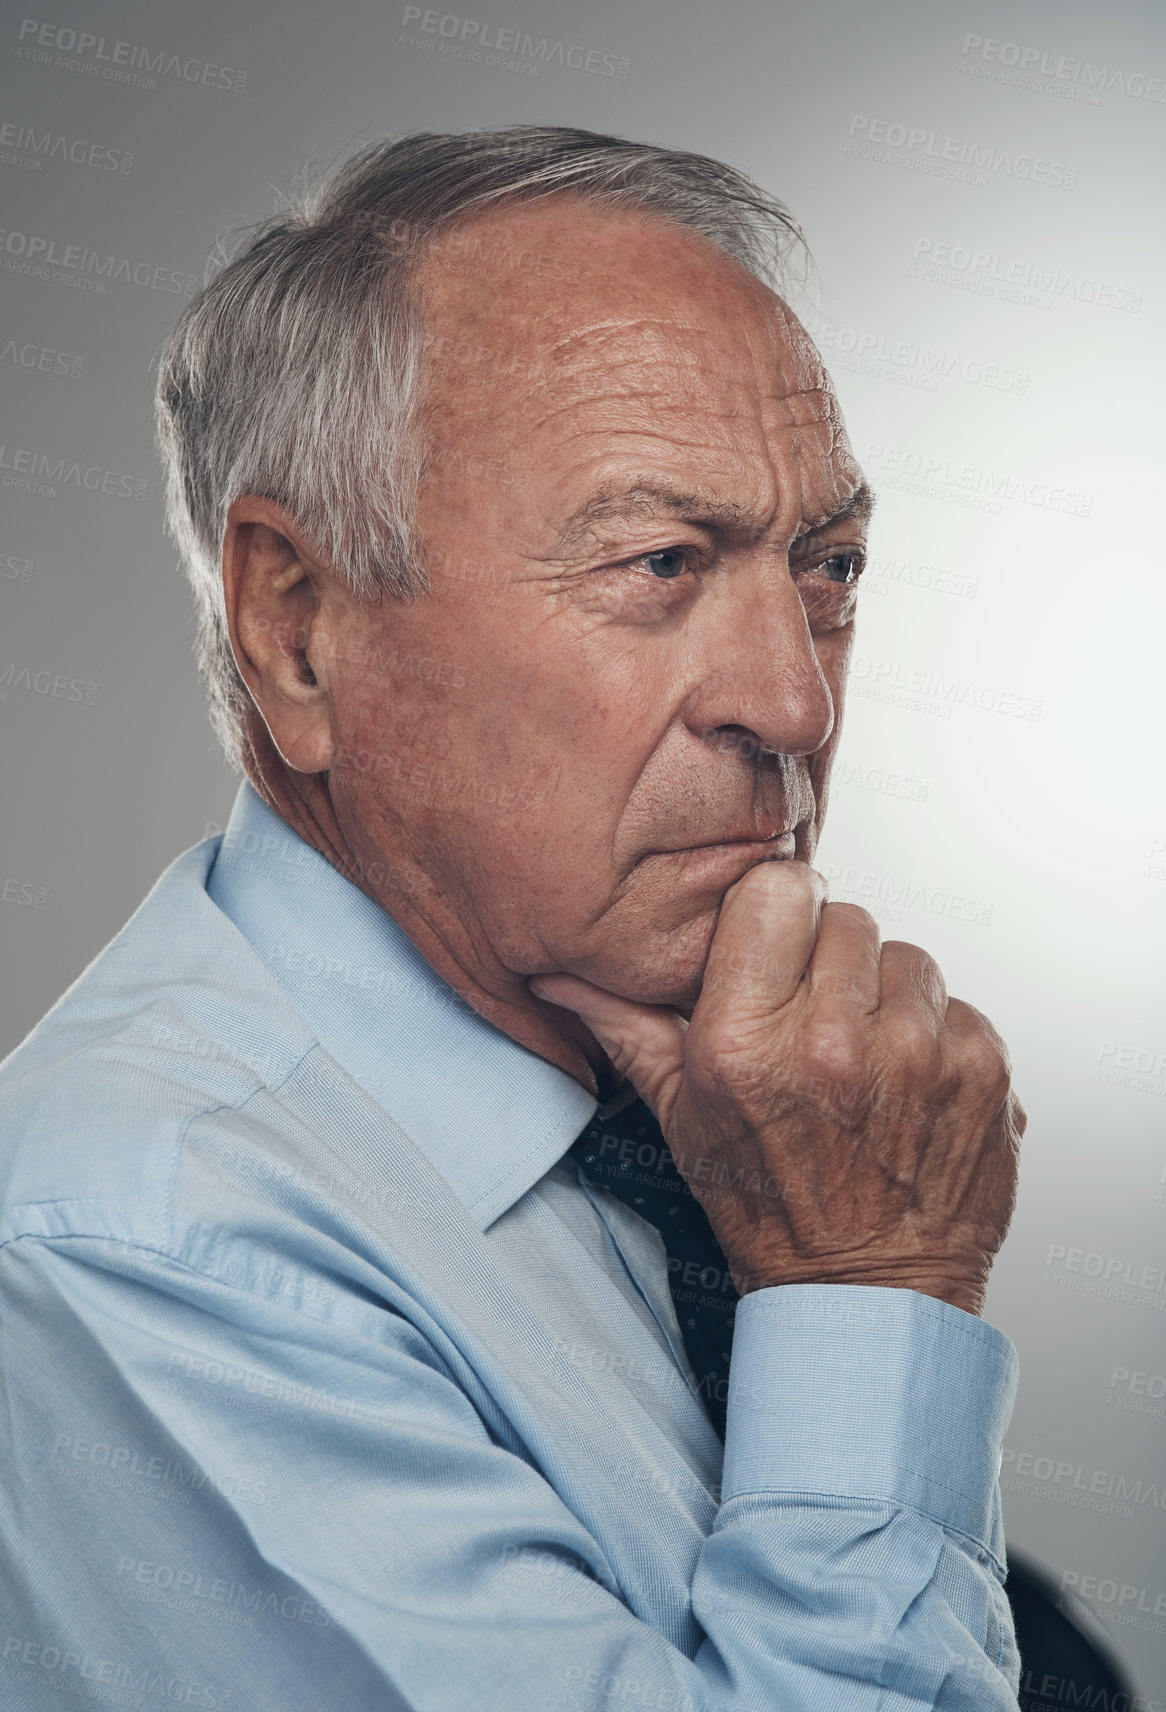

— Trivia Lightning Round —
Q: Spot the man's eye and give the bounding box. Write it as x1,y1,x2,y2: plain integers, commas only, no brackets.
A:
813,553,863,585
633,548,688,581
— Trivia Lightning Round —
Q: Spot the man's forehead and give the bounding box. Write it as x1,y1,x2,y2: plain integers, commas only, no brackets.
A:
420,195,822,389
421,276,841,452
417,197,856,533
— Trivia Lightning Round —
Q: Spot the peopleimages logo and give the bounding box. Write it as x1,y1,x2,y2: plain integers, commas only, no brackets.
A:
399,7,630,78
1059,1570,1166,1630
46,1433,279,1508
910,237,1142,314
1043,1244,1165,1314
848,655,1043,723
1,1641,234,1709
0,119,132,173
865,441,1092,518
832,759,930,804
864,553,979,600
0,227,196,296
0,874,47,908
1002,1446,1165,1517
0,337,82,378
0,442,147,501
115,1555,346,1631
1093,1039,1166,1097
809,314,1029,397
1,549,35,581
1107,1364,1166,1419
960,32,1166,106
848,114,1078,189
0,662,98,706
14,18,248,93
819,861,993,927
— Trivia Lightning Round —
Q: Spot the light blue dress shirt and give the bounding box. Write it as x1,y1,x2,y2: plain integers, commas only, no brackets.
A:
0,781,1020,1710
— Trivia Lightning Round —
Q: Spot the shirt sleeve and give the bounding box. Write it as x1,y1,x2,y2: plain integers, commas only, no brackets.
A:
0,1237,1019,1712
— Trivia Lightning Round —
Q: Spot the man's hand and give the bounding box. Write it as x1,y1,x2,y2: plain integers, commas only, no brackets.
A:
531,862,1024,1316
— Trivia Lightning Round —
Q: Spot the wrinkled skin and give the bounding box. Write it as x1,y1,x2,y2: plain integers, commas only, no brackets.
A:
222,195,1022,1313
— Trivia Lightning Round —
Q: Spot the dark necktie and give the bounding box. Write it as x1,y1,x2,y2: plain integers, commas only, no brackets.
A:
569,1090,735,1440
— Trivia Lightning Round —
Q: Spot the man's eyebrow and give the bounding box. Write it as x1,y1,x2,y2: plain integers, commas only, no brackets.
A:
798,483,877,535
549,480,876,556
548,483,755,555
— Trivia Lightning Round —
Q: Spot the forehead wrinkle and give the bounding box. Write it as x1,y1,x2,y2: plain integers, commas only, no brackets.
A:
515,342,759,414
765,379,837,420
547,329,798,424
508,295,803,384
496,359,784,474
507,393,774,463
537,313,713,359
535,316,813,412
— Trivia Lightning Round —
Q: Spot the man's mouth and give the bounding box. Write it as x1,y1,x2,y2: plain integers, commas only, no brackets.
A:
651,828,798,860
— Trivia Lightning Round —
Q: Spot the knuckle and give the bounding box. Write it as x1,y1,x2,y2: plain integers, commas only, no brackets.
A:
824,901,879,938
916,952,946,1004
949,997,1007,1054
964,1038,1011,1102
884,940,945,998
883,1014,940,1077
957,1024,1001,1073
947,1000,1013,1100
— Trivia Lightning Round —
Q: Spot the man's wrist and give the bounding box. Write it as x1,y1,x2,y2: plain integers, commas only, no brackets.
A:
731,1254,991,1316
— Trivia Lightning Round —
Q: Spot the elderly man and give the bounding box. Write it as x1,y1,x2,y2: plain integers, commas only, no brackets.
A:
0,128,1025,1709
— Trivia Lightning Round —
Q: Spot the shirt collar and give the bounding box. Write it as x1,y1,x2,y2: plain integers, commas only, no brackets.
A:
206,782,597,1230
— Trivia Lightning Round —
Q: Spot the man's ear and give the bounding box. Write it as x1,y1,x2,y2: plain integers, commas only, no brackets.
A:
221,496,339,775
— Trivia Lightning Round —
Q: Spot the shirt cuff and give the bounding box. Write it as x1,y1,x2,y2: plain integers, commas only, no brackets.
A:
722,1284,1018,1562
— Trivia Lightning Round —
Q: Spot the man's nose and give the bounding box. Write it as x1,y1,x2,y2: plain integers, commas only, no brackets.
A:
684,561,836,760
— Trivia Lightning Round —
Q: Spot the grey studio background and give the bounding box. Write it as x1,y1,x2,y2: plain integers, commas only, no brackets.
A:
2,0,1164,1697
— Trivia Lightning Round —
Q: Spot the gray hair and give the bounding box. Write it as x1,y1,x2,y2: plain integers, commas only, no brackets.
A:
155,126,807,770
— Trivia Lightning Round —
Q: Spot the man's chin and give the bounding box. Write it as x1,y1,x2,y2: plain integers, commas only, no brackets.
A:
613,870,775,1010
583,926,714,1015
553,870,781,1013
